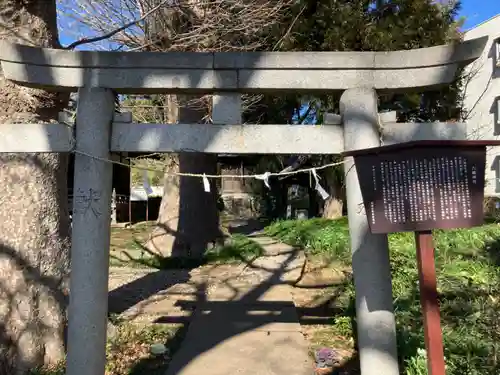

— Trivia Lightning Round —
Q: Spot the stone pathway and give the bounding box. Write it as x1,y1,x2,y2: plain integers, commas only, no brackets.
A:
108,263,248,324
165,234,312,375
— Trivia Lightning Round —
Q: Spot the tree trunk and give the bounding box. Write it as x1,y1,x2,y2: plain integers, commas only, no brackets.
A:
146,96,221,258
142,1,222,258
322,167,345,219
0,1,70,374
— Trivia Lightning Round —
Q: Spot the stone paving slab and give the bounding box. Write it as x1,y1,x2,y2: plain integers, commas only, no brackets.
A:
166,330,311,375
207,283,294,302
189,302,303,333
165,235,311,375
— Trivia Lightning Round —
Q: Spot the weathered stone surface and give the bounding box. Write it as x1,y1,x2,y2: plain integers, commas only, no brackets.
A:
341,88,399,375
382,121,467,145
66,87,115,375
0,120,469,154
110,122,345,154
0,123,73,152
0,37,487,93
167,330,311,375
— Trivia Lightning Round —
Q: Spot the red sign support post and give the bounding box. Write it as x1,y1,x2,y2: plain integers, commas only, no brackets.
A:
415,230,445,375
343,140,500,375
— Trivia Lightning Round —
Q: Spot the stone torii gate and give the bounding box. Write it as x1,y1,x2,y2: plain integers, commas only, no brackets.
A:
0,36,487,375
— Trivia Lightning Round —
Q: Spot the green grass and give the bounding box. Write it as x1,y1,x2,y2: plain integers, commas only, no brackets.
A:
205,234,265,263
105,323,183,375
110,227,265,269
31,322,184,375
265,218,500,375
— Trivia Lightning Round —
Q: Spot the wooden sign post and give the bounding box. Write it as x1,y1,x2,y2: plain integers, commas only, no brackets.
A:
343,140,500,375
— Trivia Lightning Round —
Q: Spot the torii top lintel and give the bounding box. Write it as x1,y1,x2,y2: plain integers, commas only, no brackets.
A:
0,37,487,94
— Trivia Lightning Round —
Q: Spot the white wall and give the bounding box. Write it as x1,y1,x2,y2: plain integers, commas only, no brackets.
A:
463,15,500,196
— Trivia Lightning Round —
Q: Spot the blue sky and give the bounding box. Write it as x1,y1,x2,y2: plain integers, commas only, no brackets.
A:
459,0,499,30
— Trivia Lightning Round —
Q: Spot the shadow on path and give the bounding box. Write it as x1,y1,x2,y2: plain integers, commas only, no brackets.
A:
108,233,360,374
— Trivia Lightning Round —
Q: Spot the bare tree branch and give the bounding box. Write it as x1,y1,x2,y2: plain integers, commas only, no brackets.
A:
272,4,306,51
58,0,297,120
60,0,294,52
62,0,172,49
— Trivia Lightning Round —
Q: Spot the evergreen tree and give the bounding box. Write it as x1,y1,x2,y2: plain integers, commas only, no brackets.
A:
247,0,465,218
272,0,463,120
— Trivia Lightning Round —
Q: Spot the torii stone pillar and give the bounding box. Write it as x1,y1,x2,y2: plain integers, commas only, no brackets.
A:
66,87,115,375
341,87,399,375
